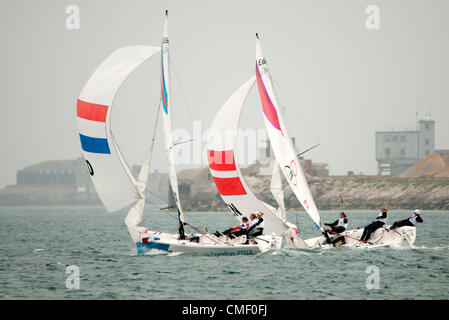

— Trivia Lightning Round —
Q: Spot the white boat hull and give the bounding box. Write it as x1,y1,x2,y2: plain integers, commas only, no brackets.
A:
304,225,416,249
136,231,283,256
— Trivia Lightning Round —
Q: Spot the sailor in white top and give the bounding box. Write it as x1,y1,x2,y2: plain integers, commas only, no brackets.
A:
324,212,348,234
247,212,264,237
360,205,388,242
390,209,424,230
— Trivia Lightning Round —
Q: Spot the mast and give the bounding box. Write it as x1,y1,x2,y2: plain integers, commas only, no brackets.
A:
161,10,185,239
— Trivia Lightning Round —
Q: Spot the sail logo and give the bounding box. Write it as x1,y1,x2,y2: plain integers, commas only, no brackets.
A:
284,160,298,186
257,58,267,66
257,58,269,75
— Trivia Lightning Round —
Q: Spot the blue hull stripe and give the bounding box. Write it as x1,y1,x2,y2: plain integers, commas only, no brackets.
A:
136,241,170,255
79,133,110,154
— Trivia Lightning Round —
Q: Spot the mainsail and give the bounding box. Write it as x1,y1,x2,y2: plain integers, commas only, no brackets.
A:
255,34,322,229
207,77,289,235
270,160,286,221
77,45,161,213
161,11,186,237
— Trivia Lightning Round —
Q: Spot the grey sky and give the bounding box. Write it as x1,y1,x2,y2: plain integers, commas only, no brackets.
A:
1,0,448,188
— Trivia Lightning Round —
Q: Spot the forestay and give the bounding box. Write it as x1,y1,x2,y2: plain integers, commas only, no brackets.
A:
77,45,161,212
255,35,322,229
207,77,289,235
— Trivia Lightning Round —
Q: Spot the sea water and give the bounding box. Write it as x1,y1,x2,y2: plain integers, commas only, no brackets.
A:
0,207,448,299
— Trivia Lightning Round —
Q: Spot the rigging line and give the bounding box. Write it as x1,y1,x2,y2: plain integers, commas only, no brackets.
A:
170,57,194,123
271,76,332,169
183,222,232,246
143,192,231,244
145,188,172,206
173,138,194,146
143,197,230,246
297,144,320,157
143,197,172,212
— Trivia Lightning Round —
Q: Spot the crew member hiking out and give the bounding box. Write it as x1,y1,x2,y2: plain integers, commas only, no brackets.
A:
389,209,423,231
360,205,388,243
323,212,348,244
325,212,348,234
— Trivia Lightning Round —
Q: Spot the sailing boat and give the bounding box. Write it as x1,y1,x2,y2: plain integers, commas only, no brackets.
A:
205,35,318,250
250,34,417,249
77,12,282,256
208,33,417,250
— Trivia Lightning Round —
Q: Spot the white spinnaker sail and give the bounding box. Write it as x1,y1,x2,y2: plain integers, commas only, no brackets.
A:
255,35,322,229
207,77,289,235
161,11,184,221
77,46,161,212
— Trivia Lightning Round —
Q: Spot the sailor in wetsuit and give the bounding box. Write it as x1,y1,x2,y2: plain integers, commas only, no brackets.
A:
360,205,388,243
389,209,423,231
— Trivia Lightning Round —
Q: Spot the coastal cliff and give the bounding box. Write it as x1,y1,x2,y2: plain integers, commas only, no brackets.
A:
177,164,449,211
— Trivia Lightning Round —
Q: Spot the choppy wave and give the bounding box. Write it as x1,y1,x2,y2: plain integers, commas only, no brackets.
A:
1,207,448,299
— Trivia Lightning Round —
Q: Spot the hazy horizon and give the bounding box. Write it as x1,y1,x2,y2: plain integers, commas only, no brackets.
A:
1,0,448,188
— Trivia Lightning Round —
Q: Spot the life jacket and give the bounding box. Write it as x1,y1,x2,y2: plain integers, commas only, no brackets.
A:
376,211,387,224
336,217,348,229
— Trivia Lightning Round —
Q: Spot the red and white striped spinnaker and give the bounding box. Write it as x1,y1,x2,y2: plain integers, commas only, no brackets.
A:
207,77,290,235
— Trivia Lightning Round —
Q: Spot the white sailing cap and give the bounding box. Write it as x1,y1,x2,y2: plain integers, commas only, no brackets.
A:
414,209,421,215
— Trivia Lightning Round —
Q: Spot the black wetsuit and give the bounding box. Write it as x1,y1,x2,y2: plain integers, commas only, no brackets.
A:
360,211,387,242
390,215,423,230
221,222,248,238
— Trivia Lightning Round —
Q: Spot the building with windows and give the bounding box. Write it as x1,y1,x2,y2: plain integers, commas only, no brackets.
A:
376,118,435,175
